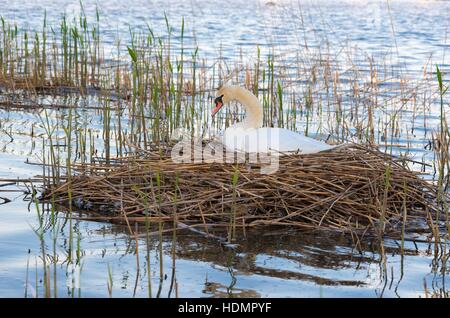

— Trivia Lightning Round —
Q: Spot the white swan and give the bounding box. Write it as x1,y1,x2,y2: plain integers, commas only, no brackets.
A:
212,86,335,154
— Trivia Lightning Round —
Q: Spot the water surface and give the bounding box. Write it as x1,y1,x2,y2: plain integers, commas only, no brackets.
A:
0,0,449,298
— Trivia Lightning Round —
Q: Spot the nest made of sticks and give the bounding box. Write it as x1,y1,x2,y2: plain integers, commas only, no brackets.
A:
42,143,445,237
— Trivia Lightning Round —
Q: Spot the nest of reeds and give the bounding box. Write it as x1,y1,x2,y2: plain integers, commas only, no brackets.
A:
42,143,445,238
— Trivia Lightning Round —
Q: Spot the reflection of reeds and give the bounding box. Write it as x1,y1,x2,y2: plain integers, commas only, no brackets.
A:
0,11,447,242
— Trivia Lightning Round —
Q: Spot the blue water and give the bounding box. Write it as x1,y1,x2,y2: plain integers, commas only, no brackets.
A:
0,0,449,298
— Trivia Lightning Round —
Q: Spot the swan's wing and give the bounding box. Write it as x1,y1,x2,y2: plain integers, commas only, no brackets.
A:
221,127,334,154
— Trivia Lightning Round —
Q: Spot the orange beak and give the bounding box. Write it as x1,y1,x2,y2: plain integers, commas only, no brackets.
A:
212,95,224,117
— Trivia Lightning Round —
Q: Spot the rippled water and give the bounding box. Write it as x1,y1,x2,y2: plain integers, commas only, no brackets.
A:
1,0,450,298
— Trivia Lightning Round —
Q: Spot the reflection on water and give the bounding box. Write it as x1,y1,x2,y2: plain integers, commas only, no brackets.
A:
0,180,448,297
0,0,450,298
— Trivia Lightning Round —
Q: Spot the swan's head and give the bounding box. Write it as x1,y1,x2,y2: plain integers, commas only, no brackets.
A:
212,86,232,117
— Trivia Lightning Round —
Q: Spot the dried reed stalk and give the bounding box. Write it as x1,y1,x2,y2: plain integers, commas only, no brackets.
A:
41,143,446,237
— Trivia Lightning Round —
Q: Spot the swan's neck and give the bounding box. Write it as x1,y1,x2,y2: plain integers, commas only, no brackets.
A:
229,87,263,129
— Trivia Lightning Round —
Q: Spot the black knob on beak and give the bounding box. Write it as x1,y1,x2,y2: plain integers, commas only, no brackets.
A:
214,94,224,106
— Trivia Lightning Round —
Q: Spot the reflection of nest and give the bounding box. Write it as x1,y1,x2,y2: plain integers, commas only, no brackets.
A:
103,225,421,289
42,143,445,238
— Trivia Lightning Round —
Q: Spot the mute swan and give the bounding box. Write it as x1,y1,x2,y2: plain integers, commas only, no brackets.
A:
212,86,335,154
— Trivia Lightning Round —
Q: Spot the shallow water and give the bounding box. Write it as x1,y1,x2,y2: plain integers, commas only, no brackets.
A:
1,0,450,298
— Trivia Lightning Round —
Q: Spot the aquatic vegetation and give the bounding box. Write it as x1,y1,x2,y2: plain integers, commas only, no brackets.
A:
41,143,446,244
0,1,449,298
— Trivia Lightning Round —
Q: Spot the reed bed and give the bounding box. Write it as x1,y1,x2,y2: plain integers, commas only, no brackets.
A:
1,11,448,242
42,143,446,240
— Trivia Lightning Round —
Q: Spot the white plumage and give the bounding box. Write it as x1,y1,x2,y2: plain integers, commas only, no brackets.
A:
212,86,335,154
